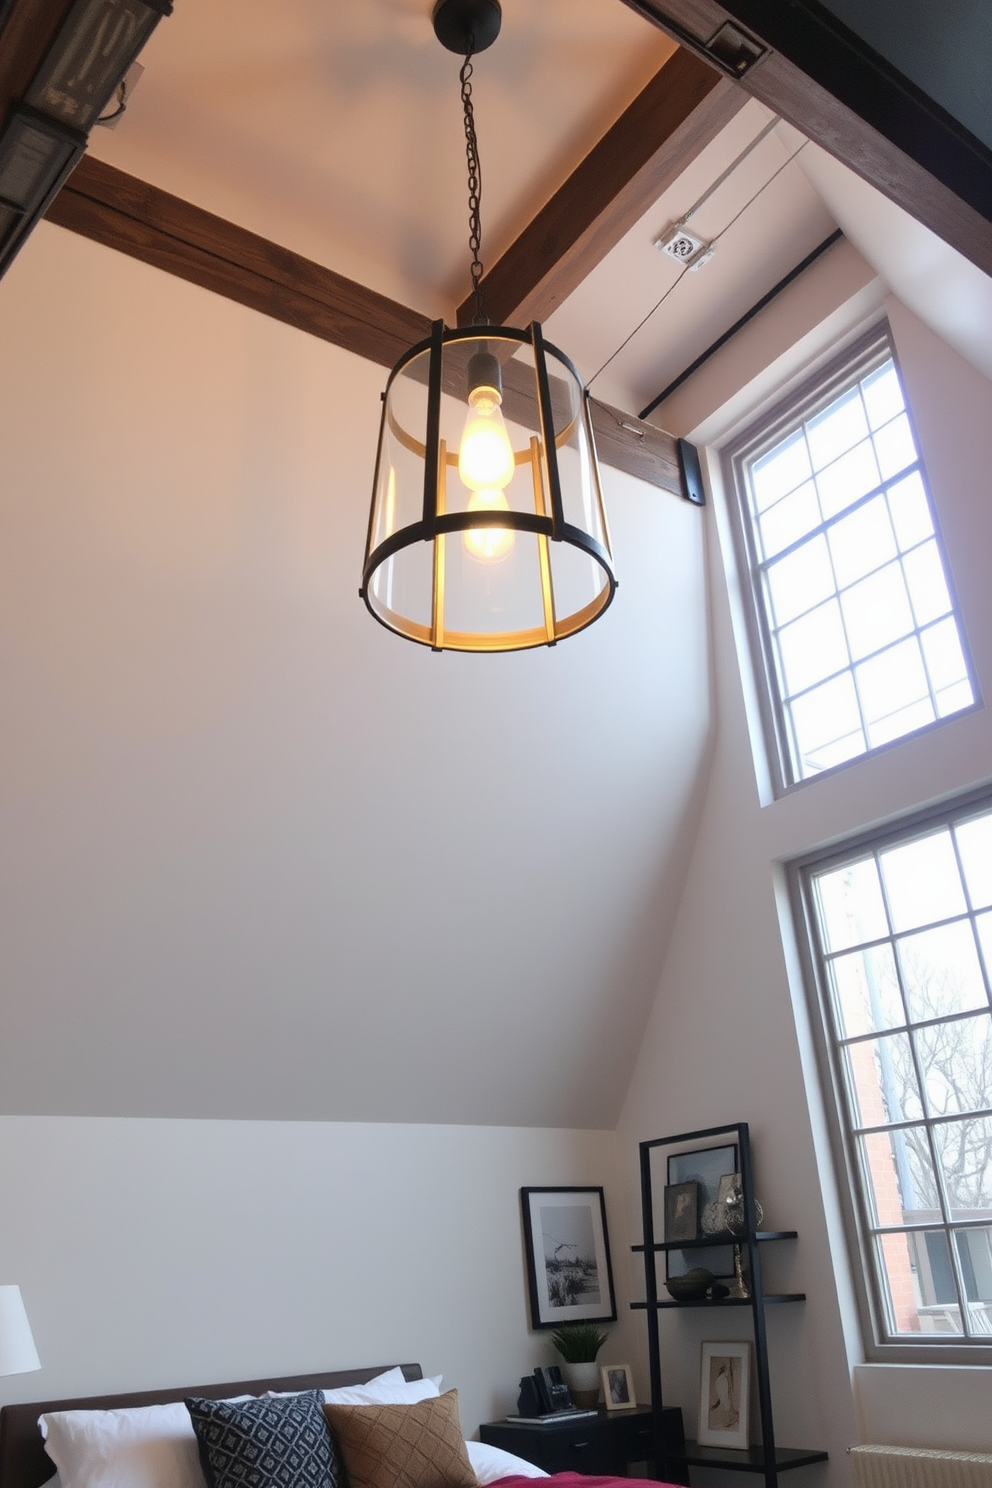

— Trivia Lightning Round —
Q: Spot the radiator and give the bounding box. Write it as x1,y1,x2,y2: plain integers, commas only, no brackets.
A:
851,1446,992,1488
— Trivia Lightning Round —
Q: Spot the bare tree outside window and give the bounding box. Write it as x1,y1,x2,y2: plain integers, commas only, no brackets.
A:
798,794,992,1350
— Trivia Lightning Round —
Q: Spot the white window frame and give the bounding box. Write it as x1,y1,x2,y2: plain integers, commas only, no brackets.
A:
724,323,977,795
791,786,992,1363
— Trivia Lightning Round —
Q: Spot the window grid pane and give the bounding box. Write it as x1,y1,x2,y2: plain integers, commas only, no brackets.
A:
806,799,992,1345
739,341,974,784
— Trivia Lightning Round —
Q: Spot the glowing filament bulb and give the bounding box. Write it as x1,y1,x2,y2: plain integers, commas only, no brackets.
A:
458,385,515,491
459,373,515,561
464,488,514,561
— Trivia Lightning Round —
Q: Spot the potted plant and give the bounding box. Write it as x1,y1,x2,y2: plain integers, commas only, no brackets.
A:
550,1323,610,1408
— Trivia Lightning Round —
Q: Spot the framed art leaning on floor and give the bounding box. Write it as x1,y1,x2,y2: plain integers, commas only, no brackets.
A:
698,1340,751,1450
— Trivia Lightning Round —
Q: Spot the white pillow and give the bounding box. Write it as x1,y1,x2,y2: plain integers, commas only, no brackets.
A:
39,1396,253,1488
40,1401,206,1488
465,1441,549,1482
269,1368,443,1406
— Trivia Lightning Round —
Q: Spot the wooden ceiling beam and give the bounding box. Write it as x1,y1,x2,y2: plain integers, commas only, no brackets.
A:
457,46,745,328
619,0,992,281
43,157,685,497
46,156,432,369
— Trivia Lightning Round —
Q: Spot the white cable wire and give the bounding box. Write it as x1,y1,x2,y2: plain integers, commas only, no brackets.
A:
587,132,809,392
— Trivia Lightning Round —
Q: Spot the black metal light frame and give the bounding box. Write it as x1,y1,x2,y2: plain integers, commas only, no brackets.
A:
361,0,616,654
361,319,617,653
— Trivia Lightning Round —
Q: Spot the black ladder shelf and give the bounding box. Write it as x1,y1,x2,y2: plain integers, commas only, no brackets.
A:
633,1121,827,1488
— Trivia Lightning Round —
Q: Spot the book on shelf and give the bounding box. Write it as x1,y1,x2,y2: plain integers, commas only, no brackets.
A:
502,1410,599,1425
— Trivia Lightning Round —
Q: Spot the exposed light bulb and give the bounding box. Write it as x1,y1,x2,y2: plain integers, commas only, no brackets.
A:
458,368,515,562
458,384,515,491
464,488,515,561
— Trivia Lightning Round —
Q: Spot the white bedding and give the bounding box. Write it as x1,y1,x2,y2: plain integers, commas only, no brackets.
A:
38,1371,548,1488
465,1441,548,1482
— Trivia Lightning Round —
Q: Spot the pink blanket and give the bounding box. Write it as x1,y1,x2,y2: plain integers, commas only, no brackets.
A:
494,1476,681,1488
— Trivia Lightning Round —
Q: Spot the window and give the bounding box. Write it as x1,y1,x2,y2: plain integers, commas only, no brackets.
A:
729,328,975,788
796,792,992,1354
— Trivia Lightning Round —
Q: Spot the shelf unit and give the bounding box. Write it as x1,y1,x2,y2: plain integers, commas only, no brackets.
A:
633,1122,827,1488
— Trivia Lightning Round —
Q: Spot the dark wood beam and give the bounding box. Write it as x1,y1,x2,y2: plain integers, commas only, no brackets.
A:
590,399,683,494
43,158,685,497
620,0,992,281
457,46,745,327
46,157,432,369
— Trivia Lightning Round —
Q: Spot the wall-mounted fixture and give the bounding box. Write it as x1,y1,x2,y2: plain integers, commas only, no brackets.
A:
654,221,714,271
0,1285,40,1376
0,0,172,276
361,0,616,653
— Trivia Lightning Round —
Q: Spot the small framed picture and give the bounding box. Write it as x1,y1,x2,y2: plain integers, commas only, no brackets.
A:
664,1181,699,1243
601,1363,636,1411
520,1187,617,1329
665,1142,738,1279
698,1341,751,1450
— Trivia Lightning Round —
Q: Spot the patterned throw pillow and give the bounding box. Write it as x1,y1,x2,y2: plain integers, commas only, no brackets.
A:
323,1390,476,1488
186,1390,339,1488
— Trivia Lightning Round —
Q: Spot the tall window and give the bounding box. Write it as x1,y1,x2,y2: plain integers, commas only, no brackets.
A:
796,793,992,1354
729,328,975,788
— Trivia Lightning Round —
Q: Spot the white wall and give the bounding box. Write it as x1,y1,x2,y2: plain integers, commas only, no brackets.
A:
0,222,673,1432
0,1115,640,1438
0,221,710,1131
615,289,992,1485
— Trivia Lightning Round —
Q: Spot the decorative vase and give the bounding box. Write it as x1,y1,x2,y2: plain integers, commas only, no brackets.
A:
562,1361,600,1409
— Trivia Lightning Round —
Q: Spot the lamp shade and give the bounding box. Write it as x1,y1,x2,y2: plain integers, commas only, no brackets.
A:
362,320,616,652
0,1286,41,1375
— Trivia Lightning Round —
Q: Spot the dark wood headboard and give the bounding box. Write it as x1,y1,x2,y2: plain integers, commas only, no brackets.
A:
0,1363,423,1488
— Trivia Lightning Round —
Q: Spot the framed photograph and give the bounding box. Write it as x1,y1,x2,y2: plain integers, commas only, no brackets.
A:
601,1363,636,1410
664,1181,699,1244
520,1187,617,1329
698,1341,751,1449
665,1142,738,1279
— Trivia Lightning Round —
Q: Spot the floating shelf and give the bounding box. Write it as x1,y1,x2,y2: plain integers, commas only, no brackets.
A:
680,1442,829,1474
632,1231,798,1252
631,1293,807,1309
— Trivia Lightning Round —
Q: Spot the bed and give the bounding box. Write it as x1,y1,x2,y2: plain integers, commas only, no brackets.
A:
0,1364,671,1488
0,1362,555,1488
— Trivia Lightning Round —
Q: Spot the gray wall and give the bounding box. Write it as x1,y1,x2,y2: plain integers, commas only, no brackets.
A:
818,0,992,153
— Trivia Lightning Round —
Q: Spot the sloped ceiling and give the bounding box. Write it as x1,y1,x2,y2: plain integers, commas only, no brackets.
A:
2,0,991,1127
0,218,711,1127
0,1,721,1128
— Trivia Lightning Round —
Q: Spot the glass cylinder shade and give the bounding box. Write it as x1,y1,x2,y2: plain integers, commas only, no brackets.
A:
362,321,616,652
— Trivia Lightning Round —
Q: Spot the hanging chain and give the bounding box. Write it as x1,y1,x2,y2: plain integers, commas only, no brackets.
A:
459,48,487,325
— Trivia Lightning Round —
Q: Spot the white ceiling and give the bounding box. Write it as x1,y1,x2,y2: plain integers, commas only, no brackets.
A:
86,0,677,313
86,0,992,425
546,103,838,412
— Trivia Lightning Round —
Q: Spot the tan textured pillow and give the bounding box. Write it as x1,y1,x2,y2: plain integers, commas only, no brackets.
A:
324,1391,477,1488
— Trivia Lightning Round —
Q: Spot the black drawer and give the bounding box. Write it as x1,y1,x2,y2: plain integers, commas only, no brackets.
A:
537,1436,620,1475
479,1405,686,1480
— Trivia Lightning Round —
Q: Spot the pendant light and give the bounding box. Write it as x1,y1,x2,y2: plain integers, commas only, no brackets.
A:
361,0,617,652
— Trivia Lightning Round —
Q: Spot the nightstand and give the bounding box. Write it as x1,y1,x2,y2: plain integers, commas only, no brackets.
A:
479,1405,688,1481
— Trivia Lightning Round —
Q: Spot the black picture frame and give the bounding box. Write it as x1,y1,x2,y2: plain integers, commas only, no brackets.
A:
664,1181,699,1244
520,1187,617,1329
665,1143,738,1279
